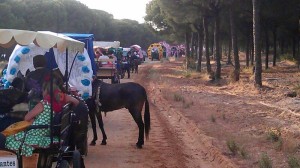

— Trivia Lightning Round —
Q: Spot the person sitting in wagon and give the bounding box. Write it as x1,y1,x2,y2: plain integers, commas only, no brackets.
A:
25,55,64,110
94,47,102,60
98,50,113,68
0,77,79,156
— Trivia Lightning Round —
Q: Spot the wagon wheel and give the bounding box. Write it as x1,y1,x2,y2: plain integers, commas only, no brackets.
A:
37,153,54,168
72,150,81,168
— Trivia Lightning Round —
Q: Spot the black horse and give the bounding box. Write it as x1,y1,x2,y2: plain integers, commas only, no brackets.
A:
0,77,28,132
86,79,150,148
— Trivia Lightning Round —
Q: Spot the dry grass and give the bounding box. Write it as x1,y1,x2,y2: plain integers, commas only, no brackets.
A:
282,136,300,154
259,153,273,168
226,139,239,155
288,156,300,168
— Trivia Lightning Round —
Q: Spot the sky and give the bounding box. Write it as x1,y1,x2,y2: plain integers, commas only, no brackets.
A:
76,0,151,23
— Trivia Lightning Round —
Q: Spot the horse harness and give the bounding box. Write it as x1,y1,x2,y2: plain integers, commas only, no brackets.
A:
95,81,103,114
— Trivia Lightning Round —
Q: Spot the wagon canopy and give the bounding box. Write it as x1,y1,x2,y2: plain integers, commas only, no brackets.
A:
93,41,120,48
0,29,84,52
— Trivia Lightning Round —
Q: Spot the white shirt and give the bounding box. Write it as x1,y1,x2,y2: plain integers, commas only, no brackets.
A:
99,55,109,64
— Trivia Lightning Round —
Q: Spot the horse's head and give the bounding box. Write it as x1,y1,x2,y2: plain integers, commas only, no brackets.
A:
0,87,28,112
11,77,25,92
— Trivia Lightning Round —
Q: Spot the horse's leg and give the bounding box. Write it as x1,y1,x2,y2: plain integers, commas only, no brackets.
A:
86,99,98,145
135,64,138,74
88,109,98,145
131,63,134,73
128,108,144,149
95,111,107,145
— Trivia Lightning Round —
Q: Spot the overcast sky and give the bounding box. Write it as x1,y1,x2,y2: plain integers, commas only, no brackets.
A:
76,0,151,23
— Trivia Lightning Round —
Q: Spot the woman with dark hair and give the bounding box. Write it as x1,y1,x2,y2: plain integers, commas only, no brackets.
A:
0,77,79,156
25,55,51,110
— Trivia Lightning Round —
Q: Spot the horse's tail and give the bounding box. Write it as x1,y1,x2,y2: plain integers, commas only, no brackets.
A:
144,97,150,140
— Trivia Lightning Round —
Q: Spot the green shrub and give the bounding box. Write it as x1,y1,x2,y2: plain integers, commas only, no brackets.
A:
184,71,191,78
226,139,238,155
173,93,184,102
274,138,283,151
280,54,295,62
259,153,272,168
240,147,248,159
183,101,193,109
267,129,281,142
288,156,300,168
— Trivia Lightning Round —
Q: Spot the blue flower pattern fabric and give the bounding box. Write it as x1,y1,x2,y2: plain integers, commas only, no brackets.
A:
4,45,92,99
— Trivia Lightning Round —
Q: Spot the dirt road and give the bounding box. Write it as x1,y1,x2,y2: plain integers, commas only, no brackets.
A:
84,61,237,168
84,78,188,168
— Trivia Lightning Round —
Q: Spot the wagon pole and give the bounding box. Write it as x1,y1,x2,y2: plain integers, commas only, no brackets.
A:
50,66,54,145
67,51,80,91
65,48,69,93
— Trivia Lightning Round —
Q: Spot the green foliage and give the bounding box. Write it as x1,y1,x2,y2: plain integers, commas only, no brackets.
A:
173,93,184,102
288,156,300,168
0,0,161,50
183,101,193,109
259,153,273,168
279,54,295,62
184,71,191,78
267,129,281,143
226,139,238,155
274,138,283,151
240,147,248,159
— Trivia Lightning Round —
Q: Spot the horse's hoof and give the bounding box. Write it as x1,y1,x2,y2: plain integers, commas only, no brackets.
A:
136,143,143,149
101,141,107,145
90,141,96,146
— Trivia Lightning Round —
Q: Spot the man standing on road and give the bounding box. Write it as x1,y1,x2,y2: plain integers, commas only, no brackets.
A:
122,55,131,79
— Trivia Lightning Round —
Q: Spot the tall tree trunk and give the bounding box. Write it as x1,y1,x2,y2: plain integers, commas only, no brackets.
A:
298,37,300,69
265,29,269,69
230,7,240,81
246,34,250,67
298,36,300,68
191,32,195,61
211,36,214,59
251,34,254,66
273,29,277,66
197,28,203,72
214,11,221,80
203,16,212,73
293,36,296,59
185,25,191,69
280,38,284,55
194,32,199,60
227,25,232,65
253,0,262,87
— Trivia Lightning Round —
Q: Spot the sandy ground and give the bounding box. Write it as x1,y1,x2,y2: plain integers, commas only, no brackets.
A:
84,61,237,168
83,57,300,168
